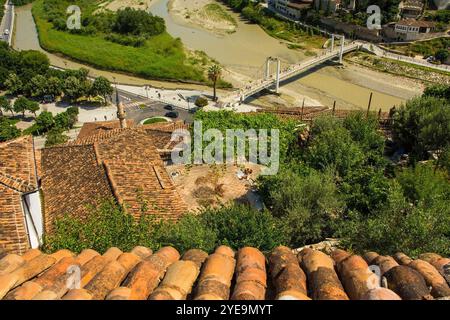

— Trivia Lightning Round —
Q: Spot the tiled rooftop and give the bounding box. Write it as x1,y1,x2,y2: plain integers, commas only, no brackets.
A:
0,246,448,300
41,125,187,231
0,136,39,254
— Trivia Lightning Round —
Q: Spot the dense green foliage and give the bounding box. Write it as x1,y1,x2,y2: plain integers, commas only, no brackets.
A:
0,117,21,142
25,106,78,136
392,96,450,163
43,201,286,254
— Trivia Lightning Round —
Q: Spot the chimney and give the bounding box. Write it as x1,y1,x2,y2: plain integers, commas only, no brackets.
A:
115,85,127,129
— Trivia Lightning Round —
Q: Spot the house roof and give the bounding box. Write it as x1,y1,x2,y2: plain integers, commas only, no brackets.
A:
0,246,448,300
0,136,38,193
41,126,187,232
396,19,436,28
77,120,135,140
0,136,40,255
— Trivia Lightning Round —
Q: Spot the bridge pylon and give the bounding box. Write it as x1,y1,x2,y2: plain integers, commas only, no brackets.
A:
265,57,281,93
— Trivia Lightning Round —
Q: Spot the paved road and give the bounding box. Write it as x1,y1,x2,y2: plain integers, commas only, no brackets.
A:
0,1,13,44
125,100,195,125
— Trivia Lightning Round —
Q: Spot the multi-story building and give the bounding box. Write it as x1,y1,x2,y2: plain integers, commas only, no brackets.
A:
269,0,313,20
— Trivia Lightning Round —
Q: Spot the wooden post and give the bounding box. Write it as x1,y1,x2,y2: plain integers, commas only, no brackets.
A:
332,101,336,116
366,92,373,118
378,108,382,120
301,98,305,121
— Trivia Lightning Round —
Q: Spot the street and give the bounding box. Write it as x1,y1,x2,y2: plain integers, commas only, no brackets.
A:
0,0,13,44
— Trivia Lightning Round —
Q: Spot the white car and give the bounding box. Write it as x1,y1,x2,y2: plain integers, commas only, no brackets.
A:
4,29,9,36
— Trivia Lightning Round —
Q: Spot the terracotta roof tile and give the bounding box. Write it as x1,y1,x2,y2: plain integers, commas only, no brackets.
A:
393,252,414,265
77,120,135,140
334,253,380,300
408,259,450,298
384,266,433,300
194,246,236,300
232,247,267,300
1,246,449,300
269,246,309,300
299,249,348,300
122,247,180,300
149,260,200,300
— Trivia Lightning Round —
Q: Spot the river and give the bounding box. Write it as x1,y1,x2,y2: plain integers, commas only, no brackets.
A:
13,1,422,110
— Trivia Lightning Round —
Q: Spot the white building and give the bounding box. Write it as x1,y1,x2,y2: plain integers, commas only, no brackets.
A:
393,19,436,41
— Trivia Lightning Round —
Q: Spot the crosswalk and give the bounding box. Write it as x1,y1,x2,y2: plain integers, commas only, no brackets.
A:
124,100,161,111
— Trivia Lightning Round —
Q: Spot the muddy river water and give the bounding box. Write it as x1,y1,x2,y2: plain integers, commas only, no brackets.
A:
13,1,422,110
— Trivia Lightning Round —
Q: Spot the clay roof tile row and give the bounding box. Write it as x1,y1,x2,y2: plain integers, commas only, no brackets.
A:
0,246,449,300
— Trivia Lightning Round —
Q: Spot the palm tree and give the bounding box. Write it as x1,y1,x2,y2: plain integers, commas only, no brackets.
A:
208,64,222,102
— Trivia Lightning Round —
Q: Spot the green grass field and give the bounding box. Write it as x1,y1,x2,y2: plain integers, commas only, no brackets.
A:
32,0,207,83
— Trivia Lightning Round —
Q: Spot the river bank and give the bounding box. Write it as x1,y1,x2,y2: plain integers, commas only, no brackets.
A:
169,0,237,35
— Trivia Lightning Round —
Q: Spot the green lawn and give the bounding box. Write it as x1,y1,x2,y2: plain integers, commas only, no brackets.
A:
32,0,207,83
143,117,169,125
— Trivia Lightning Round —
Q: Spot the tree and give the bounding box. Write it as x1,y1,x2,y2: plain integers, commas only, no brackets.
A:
0,96,13,117
337,181,450,257
0,117,21,142
423,84,450,101
27,100,40,118
34,111,55,134
5,73,23,95
29,75,47,98
208,64,222,102
305,126,365,177
63,76,82,102
393,96,450,163
435,48,449,64
258,169,343,247
20,50,50,77
45,128,69,147
91,76,113,105
45,77,63,98
13,97,30,118
113,8,166,37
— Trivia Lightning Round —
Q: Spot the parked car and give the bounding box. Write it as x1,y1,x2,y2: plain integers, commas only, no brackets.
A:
164,104,174,111
165,111,179,119
4,29,9,36
41,95,55,104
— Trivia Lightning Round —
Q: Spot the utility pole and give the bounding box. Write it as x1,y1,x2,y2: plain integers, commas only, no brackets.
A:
301,98,305,121
366,92,373,118
332,101,336,116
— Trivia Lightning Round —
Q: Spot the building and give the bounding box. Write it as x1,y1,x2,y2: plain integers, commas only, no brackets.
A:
0,245,448,300
392,19,436,41
40,122,188,234
0,136,43,255
399,0,425,18
269,0,313,20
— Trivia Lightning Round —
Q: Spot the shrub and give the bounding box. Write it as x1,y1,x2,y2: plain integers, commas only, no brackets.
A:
337,181,450,257
43,201,287,254
258,169,343,247
194,97,208,108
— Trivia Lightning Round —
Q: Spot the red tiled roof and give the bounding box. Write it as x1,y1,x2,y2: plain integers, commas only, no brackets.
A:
0,136,38,193
0,246,448,300
396,19,436,28
0,136,39,255
41,127,187,232
77,120,135,140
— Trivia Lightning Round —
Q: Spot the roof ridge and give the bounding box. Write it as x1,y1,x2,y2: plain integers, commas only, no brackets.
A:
0,171,37,192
